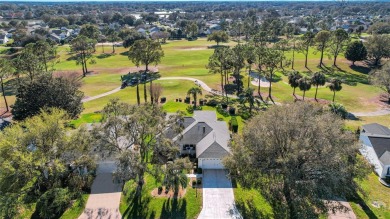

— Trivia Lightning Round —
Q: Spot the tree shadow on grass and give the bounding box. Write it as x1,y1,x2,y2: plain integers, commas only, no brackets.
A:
160,197,187,219
320,65,369,85
235,198,273,219
96,53,115,59
349,65,372,75
120,51,129,56
4,77,19,96
122,189,154,219
347,191,378,219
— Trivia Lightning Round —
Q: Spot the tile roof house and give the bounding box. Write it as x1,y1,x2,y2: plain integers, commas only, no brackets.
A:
171,111,231,169
360,123,390,179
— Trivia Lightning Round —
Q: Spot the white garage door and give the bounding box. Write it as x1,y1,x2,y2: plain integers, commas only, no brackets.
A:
201,158,224,169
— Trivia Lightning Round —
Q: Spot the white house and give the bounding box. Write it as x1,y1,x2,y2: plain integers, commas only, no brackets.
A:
171,111,231,169
360,123,390,179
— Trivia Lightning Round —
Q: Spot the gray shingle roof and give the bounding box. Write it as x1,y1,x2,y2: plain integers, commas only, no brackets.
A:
368,136,390,165
197,142,229,158
165,117,195,139
173,111,231,159
362,123,390,136
379,151,390,166
177,122,212,145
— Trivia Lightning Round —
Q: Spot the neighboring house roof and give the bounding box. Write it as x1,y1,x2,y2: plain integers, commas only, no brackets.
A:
362,123,390,136
51,29,62,35
368,136,390,163
173,111,231,159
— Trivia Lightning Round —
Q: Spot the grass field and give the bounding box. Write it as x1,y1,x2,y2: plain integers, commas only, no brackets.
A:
1,38,384,116
232,180,274,218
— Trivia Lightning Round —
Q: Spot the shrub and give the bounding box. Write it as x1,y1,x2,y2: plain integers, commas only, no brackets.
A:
35,188,72,219
197,178,202,184
205,99,218,107
186,105,194,114
192,180,197,187
161,97,166,103
240,111,251,120
216,104,230,117
229,107,236,115
328,103,348,119
230,116,238,133
158,186,163,194
196,168,203,174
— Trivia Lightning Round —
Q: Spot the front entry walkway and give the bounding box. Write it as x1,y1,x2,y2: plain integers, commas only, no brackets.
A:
78,161,122,219
198,170,242,219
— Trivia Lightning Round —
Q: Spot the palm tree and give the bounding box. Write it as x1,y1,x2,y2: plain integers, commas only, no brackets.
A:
311,72,326,101
244,44,256,88
187,87,202,108
239,87,258,115
207,47,233,102
0,59,13,112
163,158,192,196
298,77,312,100
328,78,343,102
288,71,302,98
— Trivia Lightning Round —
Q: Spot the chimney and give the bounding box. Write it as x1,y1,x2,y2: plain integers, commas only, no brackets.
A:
202,126,206,133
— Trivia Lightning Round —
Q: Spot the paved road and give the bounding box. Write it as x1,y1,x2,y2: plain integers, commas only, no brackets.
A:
78,161,122,219
350,109,390,117
198,170,242,219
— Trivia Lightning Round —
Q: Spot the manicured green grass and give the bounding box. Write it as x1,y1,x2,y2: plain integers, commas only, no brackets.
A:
349,172,390,219
60,194,89,219
346,115,390,130
70,113,102,128
120,173,202,219
2,38,383,116
232,180,274,218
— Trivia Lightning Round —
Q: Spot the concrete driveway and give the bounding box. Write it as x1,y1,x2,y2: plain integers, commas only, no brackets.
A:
198,170,242,219
78,161,122,219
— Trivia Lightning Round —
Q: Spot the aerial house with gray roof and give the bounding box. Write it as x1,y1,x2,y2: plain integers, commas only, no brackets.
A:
171,111,231,169
360,123,390,180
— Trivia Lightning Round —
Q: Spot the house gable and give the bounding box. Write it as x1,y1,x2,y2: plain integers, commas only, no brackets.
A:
368,136,390,160
176,122,212,145
198,142,229,159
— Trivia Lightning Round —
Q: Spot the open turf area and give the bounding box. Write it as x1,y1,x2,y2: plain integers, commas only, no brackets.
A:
1,37,385,117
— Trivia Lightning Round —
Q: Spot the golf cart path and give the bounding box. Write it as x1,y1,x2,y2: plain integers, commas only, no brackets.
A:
81,77,390,117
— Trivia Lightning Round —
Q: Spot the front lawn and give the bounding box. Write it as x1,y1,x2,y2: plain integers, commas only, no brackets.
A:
232,180,274,218
349,172,390,219
120,173,202,219
60,194,89,219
